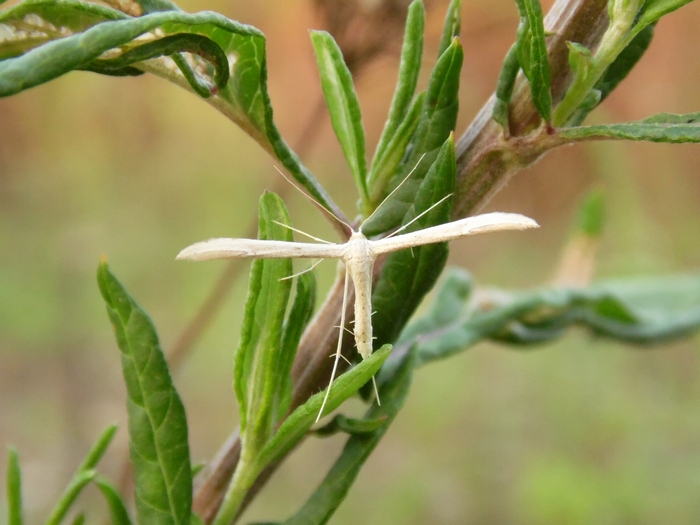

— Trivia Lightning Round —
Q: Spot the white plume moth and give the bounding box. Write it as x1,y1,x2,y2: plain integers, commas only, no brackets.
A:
177,187,538,419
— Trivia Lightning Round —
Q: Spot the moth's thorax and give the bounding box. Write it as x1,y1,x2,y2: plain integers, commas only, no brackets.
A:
343,230,377,264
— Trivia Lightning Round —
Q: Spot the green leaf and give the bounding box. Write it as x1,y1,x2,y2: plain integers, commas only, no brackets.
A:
369,92,425,204
282,346,414,525
362,37,463,235
0,0,344,220
575,190,605,237
97,262,192,525
565,25,655,126
567,41,592,87
558,112,700,143
78,424,118,472
369,0,424,197
83,33,230,98
259,345,392,468
0,4,237,96
215,346,392,525
312,414,387,437
395,267,473,349
310,30,369,207
275,271,317,424
6,447,23,525
137,0,180,13
234,192,294,451
371,134,456,348
44,425,118,525
437,0,461,57
637,0,694,29
493,43,519,131
514,0,552,122
595,24,654,103
405,271,700,365
45,470,96,525
94,478,133,525
70,514,85,525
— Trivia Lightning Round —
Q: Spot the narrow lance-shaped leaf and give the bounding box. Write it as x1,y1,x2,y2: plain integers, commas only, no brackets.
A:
636,0,694,29
6,447,23,525
258,345,393,468
44,425,118,525
565,25,655,126
310,30,369,208
234,192,294,450
493,43,519,132
369,0,425,196
558,112,700,144
275,271,316,423
44,471,97,525
282,346,414,525
362,37,463,235
98,262,192,525
437,0,461,57
371,134,456,348
94,478,133,525
514,0,552,122
576,190,605,238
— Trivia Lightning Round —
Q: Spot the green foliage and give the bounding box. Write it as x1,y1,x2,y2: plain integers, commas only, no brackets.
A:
98,263,192,525
312,415,387,437
234,193,294,448
215,345,391,525
371,134,456,347
276,272,316,422
94,478,134,525
362,37,463,235
2,0,700,523
637,0,695,27
400,269,700,366
493,43,519,131
575,190,605,238
369,0,425,200
559,112,700,143
514,0,552,122
282,347,415,525
311,31,370,210
438,0,462,56
44,425,118,525
0,0,345,221
5,447,23,525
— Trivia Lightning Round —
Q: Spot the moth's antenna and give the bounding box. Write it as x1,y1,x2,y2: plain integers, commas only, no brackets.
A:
317,269,351,422
273,166,353,237
383,193,453,240
272,220,334,244
360,153,427,232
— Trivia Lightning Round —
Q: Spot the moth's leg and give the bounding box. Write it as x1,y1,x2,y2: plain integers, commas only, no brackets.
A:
279,259,324,281
316,267,351,422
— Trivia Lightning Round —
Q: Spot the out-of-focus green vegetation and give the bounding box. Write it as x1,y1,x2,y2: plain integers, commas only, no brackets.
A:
1,0,699,523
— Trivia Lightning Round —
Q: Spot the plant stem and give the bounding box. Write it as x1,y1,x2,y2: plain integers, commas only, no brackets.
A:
193,1,615,522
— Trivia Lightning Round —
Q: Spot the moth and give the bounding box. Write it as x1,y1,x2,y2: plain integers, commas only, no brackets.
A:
177,189,538,418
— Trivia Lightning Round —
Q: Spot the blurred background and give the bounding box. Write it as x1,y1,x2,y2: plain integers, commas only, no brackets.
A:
1,0,700,523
